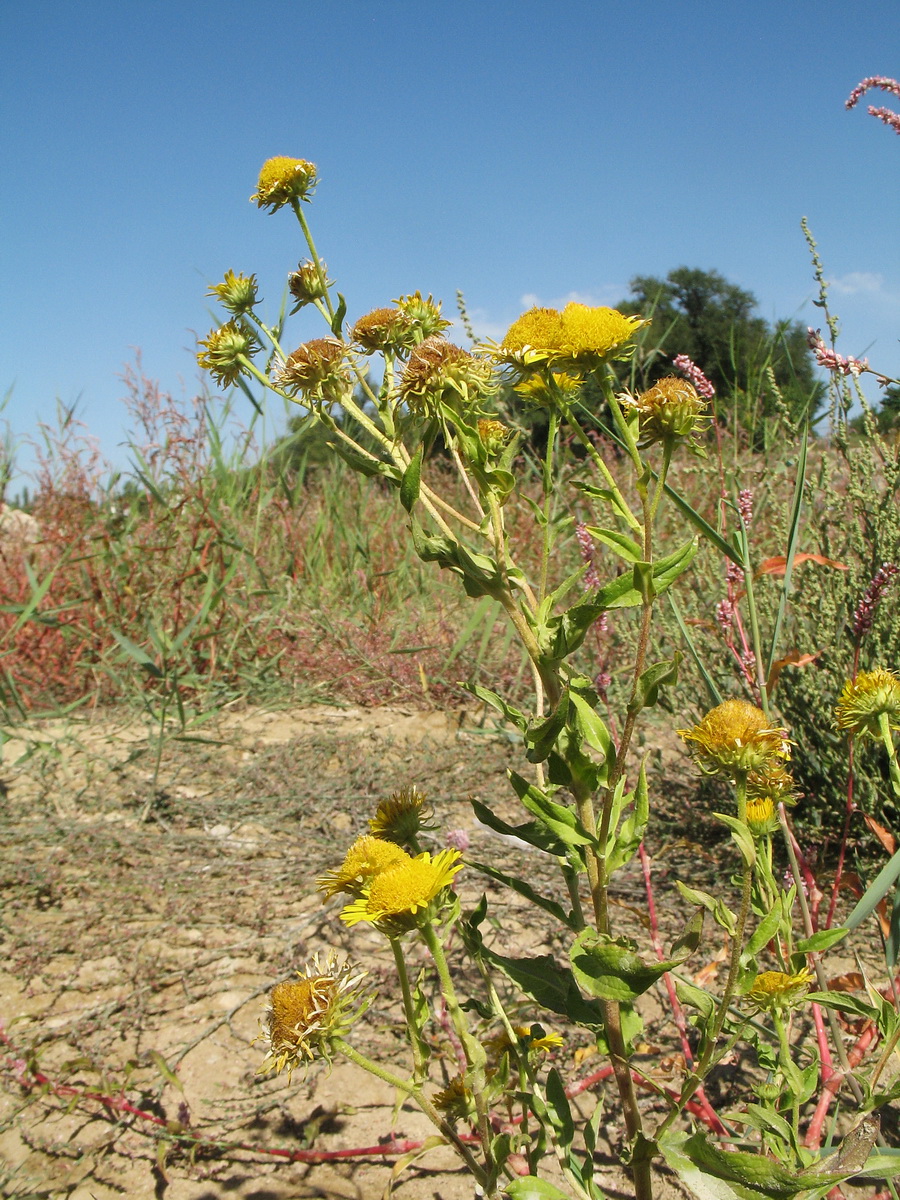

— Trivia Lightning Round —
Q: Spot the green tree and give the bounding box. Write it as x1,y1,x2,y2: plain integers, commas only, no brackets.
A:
616,267,825,442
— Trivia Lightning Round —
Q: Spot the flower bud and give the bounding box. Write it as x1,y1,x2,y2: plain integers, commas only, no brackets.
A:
836,668,900,740
207,270,259,316
197,320,261,387
288,260,332,311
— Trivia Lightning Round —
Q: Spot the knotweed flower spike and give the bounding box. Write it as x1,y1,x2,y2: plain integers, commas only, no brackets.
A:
495,303,647,375
288,260,332,311
745,968,813,1013
369,786,435,845
852,564,899,640
252,156,318,211
273,337,349,402
678,699,791,777
673,353,716,399
197,321,261,388
835,668,900,739
259,952,369,1077
340,848,463,933
806,328,869,377
398,337,493,414
845,76,900,134
207,270,259,316
622,376,709,447
317,835,411,900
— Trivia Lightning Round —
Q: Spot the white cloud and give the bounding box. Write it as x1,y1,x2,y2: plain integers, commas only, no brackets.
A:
830,271,885,295
518,286,625,310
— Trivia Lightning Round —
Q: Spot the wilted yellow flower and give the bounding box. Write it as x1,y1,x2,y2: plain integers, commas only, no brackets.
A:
398,337,493,414
513,370,584,406
197,321,261,387
369,787,434,845
207,270,259,316
432,1074,473,1121
477,419,514,456
259,952,368,1077
252,156,318,211
746,763,797,815
393,292,452,343
487,1024,565,1059
351,307,414,354
288,260,332,311
496,303,647,373
273,337,349,402
622,376,709,446
340,848,463,931
746,968,813,1012
317,835,411,900
678,700,790,777
836,668,900,740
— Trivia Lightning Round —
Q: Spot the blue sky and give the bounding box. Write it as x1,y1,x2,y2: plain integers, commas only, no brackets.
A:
2,1,899,491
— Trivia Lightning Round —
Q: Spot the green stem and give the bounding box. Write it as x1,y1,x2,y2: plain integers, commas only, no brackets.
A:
290,199,335,320
563,406,642,532
539,408,559,603
391,937,426,1078
332,1037,487,1186
878,712,900,800
419,921,494,1172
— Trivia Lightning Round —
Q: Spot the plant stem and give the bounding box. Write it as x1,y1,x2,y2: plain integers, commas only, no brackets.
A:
332,1037,488,1186
391,937,426,1078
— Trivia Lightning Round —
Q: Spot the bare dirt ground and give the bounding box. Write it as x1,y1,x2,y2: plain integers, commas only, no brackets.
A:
0,702,883,1199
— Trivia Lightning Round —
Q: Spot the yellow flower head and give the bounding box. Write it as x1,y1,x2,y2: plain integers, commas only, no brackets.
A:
835,668,900,740
273,337,349,402
477,418,514,457
496,304,647,374
207,270,259,316
317,835,411,900
398,336,493,415
393,292,452,344
678,700,791,777
746,762,797,807
487,1023,565,1060
746,796,778,838
622,376,710,447
259,952,369,1078
513,370,584,406
288,260,332,311
252,156,318,211
197,321,261,388
340,848,463,932
369,787,434,846
351,307,414,354
746,968,813,1013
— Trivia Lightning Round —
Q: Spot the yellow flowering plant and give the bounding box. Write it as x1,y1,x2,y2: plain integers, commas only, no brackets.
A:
196,156,900,1200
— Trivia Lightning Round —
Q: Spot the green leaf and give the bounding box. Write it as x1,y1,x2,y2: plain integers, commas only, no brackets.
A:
714,812,756,868
466,859,576,929
794,928,848,955
508,771,597,848
506,1179,573,1200
330,291,347,336
469,799,566,856
627,653,682,717
485,949,605,1028
570,927,697,1004
584,526,643,563
745,904,784,958
844,846,900,931
568,690,613,760
525,696,569,763
399,446,422,512
674,977,716,1019
463,682,528,733
111,630,162,678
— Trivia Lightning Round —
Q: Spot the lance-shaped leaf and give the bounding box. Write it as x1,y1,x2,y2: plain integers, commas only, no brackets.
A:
462,682,528,733
627,653,683,717
399,446,422,512
508,770,597,848
470,799,567,856
484,948,605,1028
570,914,703,1004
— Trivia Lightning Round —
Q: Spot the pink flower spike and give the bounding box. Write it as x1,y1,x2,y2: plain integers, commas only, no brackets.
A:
868,105,900,135
673,354,715,399
845,76,900,110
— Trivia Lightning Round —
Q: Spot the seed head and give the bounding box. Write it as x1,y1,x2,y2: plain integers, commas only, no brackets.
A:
835,668,900,740
678,700,791,777
252,156,318,211
273,337,349,402
398,337,493,415
259,952,369,1078
288,260,332,311
623,376,709,447
351,307,414,354
197,321,261,388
